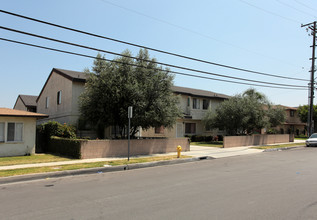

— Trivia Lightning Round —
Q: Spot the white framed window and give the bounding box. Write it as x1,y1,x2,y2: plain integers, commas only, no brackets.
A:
0,122,4,142
193,98,200,109
45,97,50,109
7,122,23,142
57,91,62,105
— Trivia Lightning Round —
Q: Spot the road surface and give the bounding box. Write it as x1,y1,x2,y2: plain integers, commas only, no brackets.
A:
1,147,317,220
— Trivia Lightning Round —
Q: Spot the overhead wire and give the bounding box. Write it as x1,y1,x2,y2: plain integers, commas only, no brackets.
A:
0,37,308,91
238,0,302,24
0,25,308,88
293,0,317,13
0,9,309,82
276,0,317,19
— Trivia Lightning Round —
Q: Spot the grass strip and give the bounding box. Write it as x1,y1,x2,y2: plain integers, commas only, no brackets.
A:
0,155,190,177
0,154,74,166
190,141,223,148
252,143,304,150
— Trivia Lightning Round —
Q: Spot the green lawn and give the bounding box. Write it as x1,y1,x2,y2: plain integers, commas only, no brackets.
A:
190,141,223,148
252,143,305,150
0,155,190,177
0,154,74,166
295,137,307,141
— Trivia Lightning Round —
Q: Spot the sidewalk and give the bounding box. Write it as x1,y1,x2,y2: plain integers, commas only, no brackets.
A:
0,140,305,171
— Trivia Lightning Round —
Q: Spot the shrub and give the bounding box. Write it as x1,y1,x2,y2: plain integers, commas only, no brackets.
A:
266,128,278,134
205,135,213,142
217,135,223,141
36,121,76,153
49,137,82,159
295,134,308,138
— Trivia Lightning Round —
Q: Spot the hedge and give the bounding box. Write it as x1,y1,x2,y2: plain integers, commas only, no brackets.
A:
49,137,82,159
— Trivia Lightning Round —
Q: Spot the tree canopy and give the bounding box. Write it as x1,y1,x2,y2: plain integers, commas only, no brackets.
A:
203,89,285,135
79,49,180,138
297,105,317,132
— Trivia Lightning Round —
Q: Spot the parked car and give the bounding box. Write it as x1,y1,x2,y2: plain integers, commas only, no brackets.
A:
306,133,317,147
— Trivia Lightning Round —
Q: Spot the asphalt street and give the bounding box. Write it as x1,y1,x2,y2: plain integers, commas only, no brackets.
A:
1,147,317,220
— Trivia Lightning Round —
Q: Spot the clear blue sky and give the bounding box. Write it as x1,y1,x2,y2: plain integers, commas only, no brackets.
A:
1,0,316,108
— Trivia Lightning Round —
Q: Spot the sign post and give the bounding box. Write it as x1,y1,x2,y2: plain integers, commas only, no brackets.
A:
128,106,133,161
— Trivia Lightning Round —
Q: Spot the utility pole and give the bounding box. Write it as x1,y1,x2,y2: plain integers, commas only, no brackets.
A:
302,21,316,137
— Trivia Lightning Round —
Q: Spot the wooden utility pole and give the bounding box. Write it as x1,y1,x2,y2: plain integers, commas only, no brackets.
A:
302,21,317,136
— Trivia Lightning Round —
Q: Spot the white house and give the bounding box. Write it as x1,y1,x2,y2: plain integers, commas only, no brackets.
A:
0,108,47,157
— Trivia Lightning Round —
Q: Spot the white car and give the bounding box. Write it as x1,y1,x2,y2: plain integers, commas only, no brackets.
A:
306,133,317,147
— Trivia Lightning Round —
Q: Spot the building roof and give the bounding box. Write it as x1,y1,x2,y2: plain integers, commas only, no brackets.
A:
53,68,87,82
0,108,48,118
14,95,38,109
171,86,230,99
276,105,298,111
36,68,230,102
36,68,87,102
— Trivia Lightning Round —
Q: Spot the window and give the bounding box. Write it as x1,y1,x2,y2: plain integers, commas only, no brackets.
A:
57,91,62,105
203,99,209,110
7,123,23,142
187,97,190,107
185,123,196,134
290,110,295,117
45,97,49,109
0,123,4,142
193,98,200,109
155,126,164,134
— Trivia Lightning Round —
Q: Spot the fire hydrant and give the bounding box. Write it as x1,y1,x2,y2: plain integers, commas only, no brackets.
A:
177,145,182,158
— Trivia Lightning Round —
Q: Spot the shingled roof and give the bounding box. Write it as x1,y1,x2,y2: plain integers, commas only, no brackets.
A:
172,86,230,99
14,95,38,108
37,68,230,102
0,108,47,118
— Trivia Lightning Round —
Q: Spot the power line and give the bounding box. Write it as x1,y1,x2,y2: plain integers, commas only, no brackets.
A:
293,0,317,13
99,0,303,70
0,25,308,88
0,37,308,91
239,0,301,24
0,9,308,82
276,0,317,19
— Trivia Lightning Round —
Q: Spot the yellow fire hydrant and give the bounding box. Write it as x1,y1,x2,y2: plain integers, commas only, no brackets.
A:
177,145,182,158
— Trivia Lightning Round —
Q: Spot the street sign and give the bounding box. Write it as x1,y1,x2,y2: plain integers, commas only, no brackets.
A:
128,106,133,118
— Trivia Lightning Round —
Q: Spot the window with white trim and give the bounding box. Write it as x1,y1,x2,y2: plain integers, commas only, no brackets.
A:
45,97,49,109
193,98,200,109
0,122,4,142
7,123,23,142
57,91,62,105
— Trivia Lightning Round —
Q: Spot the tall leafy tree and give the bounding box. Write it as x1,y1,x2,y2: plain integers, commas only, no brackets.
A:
203,89,285,135
297,105,317,132
79,49,180,138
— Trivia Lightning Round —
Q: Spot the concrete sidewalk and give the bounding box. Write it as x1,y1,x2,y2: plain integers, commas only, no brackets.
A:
0,140,305,171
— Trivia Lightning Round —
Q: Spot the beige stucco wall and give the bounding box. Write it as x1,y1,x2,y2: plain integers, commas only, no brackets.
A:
0,117,36,157
80,138,190,159
141,94,226,138
223,134,294,148
177,94,224,120
37,71,85,125
14,97,27,111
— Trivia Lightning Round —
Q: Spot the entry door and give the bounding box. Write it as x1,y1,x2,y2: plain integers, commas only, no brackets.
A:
176,123,183,138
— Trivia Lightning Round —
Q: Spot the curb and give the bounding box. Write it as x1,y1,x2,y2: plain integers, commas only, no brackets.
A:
0,156,214,185
263,145,305,152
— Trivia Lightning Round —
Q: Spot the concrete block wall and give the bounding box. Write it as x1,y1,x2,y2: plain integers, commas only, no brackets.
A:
80,138,190,159
223,134,294,148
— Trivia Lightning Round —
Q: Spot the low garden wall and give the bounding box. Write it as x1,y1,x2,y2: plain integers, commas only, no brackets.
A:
49,137,190,159
223,134,294,148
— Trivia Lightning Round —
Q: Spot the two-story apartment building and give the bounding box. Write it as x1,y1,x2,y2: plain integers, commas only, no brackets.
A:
35,68,86,125
14,68,230,138
274,105,306,135
140,86,230,138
